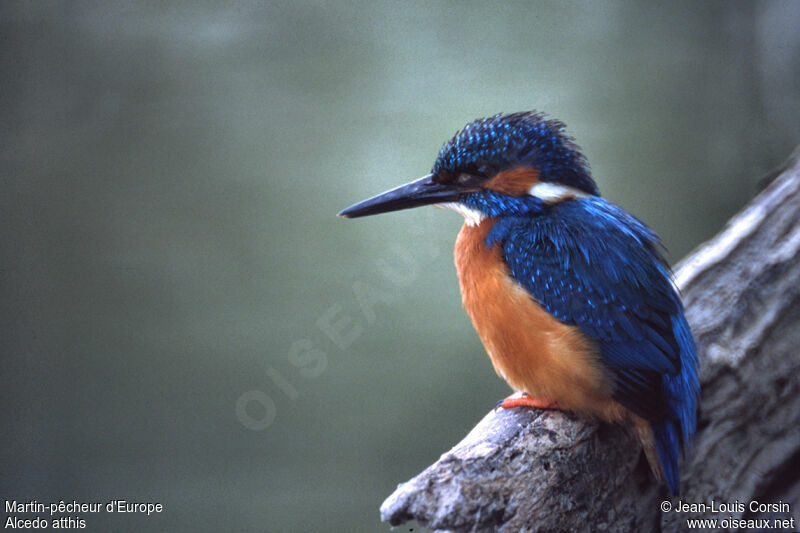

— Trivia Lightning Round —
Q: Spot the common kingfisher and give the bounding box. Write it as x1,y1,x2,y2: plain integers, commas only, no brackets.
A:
339,111,699,495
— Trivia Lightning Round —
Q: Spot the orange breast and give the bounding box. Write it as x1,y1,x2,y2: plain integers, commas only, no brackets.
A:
454,218,625,421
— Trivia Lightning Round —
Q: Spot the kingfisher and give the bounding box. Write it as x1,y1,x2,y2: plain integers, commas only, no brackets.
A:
338,111,699,495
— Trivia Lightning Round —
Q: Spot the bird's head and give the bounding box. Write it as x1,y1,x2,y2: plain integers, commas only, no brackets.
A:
339,111,599,224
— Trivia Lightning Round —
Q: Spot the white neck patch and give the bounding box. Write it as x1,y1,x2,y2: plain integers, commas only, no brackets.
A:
435,183,589,224
528,182,591,203
435,202,485,226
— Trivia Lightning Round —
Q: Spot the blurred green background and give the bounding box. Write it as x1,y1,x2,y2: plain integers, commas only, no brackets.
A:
2,1,800,531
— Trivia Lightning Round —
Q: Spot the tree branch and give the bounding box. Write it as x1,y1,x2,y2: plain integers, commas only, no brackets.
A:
380,147,800,532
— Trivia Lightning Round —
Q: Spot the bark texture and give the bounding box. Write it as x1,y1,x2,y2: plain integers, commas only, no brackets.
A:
380,148,800,532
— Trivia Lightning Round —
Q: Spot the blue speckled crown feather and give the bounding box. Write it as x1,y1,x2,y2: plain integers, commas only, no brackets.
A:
432,111,599,196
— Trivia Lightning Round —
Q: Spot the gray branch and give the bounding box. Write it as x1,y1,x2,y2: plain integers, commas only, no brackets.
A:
380,147,800,532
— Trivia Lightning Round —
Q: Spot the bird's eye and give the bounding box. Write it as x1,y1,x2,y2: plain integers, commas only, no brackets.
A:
457,173,482,187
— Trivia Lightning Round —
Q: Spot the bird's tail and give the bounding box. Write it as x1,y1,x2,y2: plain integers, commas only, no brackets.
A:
631,415,663,483
631,416,681,495
652,418,681,495
651,313,700,495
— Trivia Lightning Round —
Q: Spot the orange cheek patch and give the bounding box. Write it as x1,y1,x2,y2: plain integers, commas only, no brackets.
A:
485,166,540,195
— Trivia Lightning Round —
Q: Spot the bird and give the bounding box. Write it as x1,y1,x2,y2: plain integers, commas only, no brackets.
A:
338,111,699,495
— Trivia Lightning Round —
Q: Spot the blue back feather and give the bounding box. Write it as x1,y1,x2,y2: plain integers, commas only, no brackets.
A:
486,197,699,494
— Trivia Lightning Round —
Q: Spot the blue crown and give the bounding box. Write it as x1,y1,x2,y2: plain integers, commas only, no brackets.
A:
432,111,599,196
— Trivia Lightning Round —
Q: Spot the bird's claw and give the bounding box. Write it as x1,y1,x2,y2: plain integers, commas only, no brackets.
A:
496,393,558,411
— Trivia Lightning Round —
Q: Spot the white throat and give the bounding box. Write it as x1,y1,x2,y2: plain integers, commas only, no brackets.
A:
436,203,485,226
435,182,590,225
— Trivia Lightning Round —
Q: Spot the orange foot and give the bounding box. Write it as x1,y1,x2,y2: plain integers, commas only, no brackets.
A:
497,393,558,410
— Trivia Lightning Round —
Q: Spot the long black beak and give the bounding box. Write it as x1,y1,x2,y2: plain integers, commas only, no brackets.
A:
338,174,467,218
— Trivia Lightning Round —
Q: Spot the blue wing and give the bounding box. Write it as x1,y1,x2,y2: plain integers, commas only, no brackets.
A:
486,197,699,455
